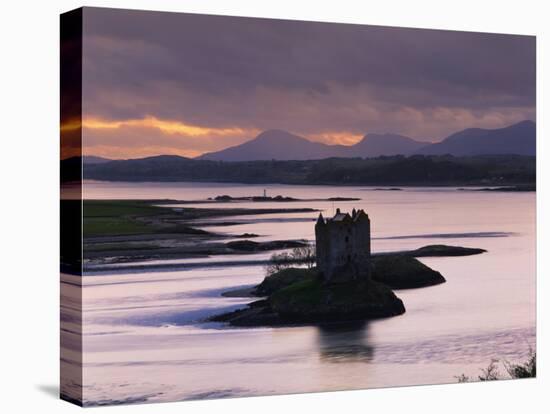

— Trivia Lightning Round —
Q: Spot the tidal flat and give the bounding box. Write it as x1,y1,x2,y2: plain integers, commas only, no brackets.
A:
83,199,485,271
83,199,319,268
67,181,536,406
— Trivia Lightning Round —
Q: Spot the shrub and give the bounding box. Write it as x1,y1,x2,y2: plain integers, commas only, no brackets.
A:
505,350,536,379
456,350,536,382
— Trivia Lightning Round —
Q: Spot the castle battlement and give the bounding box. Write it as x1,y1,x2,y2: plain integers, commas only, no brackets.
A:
315,208,371,283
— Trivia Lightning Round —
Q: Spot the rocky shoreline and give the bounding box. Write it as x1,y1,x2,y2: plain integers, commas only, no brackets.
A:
211,275,406,327
210,247,484,327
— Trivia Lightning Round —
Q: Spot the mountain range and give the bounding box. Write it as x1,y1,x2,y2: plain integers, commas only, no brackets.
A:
198,130,428,161
82,156,113,164
80,120,536,165
415,120,535,156
197,120,535,161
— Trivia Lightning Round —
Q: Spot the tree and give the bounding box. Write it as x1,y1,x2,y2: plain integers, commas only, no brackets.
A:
289,243,316,268
265,252,293,276
264,243,316,276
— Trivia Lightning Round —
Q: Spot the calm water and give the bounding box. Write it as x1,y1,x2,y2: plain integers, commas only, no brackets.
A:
64,181,536,405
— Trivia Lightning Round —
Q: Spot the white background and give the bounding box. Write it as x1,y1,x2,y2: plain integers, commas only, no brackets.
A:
0,0,548,412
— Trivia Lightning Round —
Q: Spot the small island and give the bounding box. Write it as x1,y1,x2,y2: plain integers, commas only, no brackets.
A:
457,185,535,192
210,194,361,202
212,209,486,327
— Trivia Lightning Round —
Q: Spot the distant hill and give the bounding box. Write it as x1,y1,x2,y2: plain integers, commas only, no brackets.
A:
416,121,535,156
83,154,535,186
199,129,427,161
83,155,197,181
199,121,535,161
198,129,344,161
352,133,427,157
82,156,113,164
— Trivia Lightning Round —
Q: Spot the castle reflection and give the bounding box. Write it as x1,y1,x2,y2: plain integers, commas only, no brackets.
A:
316,321,374,363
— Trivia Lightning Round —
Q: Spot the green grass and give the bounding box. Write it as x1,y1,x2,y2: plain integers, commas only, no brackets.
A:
83,200,166,217
257,268,317,295
271,277,396,308
83,200,169,237
272,278,324,306
261,266,402,306
83,217,158,237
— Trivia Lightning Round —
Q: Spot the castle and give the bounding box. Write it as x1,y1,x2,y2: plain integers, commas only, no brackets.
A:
315,208,371,283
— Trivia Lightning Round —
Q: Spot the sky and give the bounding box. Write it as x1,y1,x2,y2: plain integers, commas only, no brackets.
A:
75,7,535,159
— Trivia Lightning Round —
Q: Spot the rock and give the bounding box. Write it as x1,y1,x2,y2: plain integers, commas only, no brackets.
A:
220,286,257,298
327,197,361,201
226,239,307,252
371,255,446,289
210,300,283,326
257,256,447,294
269,278,405,323
212,269,405,327
472,185,535,192
406,245,486,257
226,240,260,251
236,233,259,238
214,195,233,201
211,245,478,327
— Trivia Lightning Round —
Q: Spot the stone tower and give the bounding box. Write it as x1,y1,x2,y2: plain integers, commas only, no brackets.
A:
315,208,371,283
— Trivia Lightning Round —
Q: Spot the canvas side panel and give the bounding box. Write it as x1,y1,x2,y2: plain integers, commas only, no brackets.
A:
60,7,84,407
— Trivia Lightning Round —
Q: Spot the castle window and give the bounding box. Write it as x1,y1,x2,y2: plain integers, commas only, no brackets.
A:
345,236,349,243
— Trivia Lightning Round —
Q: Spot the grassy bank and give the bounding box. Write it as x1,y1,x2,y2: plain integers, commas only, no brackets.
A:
83,200,317,238
83,200,172,237
82,200,317,268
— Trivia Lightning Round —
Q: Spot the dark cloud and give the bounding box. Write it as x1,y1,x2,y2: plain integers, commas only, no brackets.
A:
80,7,535,155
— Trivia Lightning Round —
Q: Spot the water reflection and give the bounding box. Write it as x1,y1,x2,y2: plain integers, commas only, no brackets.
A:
316,321,374,363
77,183,535,404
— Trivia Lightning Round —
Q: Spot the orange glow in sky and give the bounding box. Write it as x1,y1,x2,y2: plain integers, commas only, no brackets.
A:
80,116,258,138
309,131,364,146
64,115,371,159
